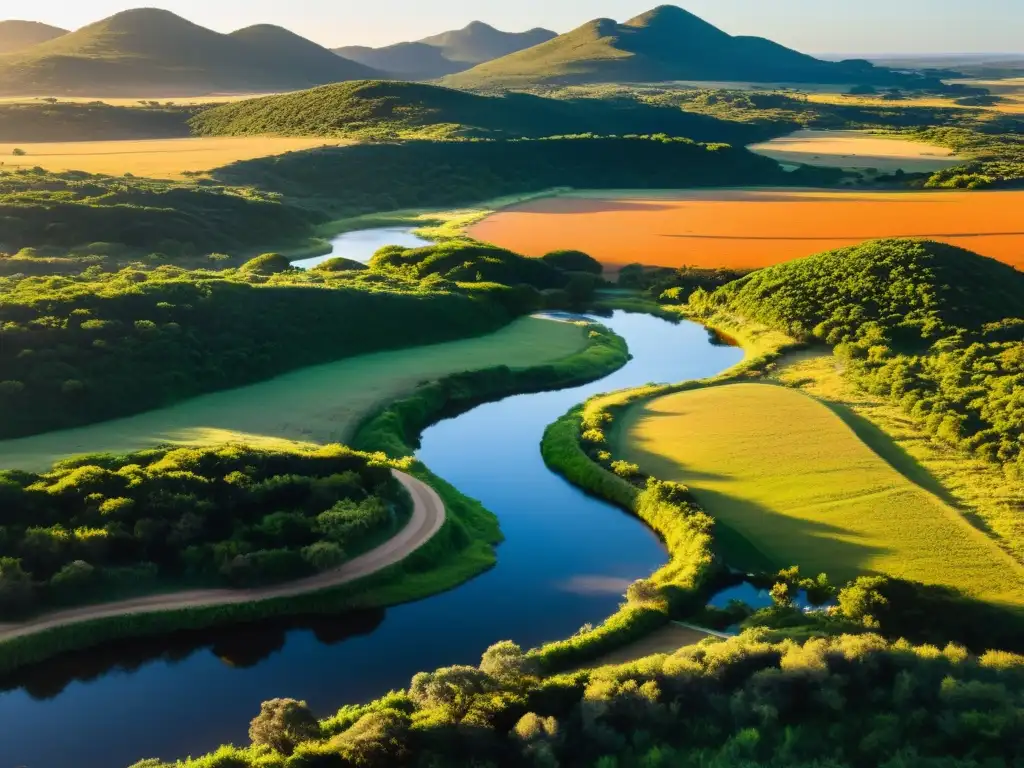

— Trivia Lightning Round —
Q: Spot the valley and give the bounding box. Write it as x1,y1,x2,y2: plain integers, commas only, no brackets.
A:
0,4,1021,768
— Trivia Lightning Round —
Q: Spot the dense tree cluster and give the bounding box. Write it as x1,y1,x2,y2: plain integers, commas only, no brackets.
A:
0,168,316,255
188,80,770,144
917,124,1024,188
370,242,568,290
0,102,196,143
0,445,403,617
615,263,752,302
0,263,511,438
214,136,791,218
694,239,1024,474
133,631,1024,768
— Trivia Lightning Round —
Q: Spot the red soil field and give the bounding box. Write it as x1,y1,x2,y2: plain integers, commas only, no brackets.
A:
468,189,1024,271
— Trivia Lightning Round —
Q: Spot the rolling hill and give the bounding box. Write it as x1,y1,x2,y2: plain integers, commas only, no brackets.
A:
188,79,775,143
443,5,928,89
333,42,466,79
0,20,68,54
0,8,382,96
335,21,556,80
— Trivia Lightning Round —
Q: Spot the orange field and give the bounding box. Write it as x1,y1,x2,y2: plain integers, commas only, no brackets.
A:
468,189,1024,271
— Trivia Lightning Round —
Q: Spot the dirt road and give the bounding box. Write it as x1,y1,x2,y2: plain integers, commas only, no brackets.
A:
0,470,445,644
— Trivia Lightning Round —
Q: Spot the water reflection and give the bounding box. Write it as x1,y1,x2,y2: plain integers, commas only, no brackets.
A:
0,312,743,768
0,610,385,702
292,227,431,270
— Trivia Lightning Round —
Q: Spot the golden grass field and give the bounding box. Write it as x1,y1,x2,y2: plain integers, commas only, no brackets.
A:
469,188,1024,271
773,350,1024,566
613,382,1024,607
0,317,587,473
0,94,272,106
671,78,1024,113
747,129,962,171
0,136,349,178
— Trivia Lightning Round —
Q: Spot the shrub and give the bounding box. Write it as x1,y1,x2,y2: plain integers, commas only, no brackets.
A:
239,253,293,275
542,249,603,275
249,698,320,755
301,541,347,572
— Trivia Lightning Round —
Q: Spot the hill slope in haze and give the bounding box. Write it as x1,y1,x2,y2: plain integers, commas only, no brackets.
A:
0,8,382,96
444,5,928,89
0,20,68,54
336,21,556,80
188,79,775,143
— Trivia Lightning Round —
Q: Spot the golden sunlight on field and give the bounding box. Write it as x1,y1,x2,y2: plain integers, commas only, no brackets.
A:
469,189,1024,271
0,94,270,106
748,129,961,171
0,136,350,178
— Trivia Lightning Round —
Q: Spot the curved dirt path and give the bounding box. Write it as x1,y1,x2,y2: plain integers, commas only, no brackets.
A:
0,470,445,644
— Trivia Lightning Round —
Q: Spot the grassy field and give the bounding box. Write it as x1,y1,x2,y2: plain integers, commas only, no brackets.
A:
468,188,1024,270
773,350,1024,566
804,80,1024,115
747,129,962,171
613,382,1024,607
0,135,350,178
0,317,587,473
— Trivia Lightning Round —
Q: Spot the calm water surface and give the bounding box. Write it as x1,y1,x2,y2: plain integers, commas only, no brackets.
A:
0,311,742,768
291,227,431,270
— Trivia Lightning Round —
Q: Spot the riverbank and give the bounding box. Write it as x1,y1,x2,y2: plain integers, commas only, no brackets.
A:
283,188,572,263
0,319,628,676
534,310,799,670
0,470,442,651
540,302,1024,666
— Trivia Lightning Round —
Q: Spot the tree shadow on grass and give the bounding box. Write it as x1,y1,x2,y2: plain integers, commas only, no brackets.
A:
815,400,960,506
684,487,891,584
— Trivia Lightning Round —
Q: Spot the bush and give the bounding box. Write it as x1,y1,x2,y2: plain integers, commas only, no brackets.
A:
301,541,347,572
239,253,293,275
541,249,603,275
249,698,320,755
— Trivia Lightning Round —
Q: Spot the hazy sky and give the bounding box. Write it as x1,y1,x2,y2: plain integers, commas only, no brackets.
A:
15,0,1023,53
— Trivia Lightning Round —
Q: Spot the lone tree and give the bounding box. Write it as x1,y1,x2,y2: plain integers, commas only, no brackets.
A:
249,698,320,755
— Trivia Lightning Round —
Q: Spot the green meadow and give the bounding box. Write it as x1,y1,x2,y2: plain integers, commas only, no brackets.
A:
0,316,586,473
614,382,1024,608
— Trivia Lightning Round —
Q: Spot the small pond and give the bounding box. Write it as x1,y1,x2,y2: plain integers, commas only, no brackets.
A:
291,226,431,270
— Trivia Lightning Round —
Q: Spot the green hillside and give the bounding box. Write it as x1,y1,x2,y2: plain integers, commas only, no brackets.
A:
335,21,557,80
419,21,557,64
443,5,931,89
188,79,770,142
0,20,67,54
696,239,1024,473
0,8,382,96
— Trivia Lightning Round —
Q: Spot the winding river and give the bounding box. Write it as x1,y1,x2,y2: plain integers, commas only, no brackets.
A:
0,309,742,767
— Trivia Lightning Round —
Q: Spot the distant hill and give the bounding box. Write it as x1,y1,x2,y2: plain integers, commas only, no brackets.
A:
0,8,383,96
333,42,466,79
189,79,774,143
443,5,927,89
336,21,556,80
0,20,68,54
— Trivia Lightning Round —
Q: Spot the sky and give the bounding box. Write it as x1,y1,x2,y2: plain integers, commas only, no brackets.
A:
14,0,1023,53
